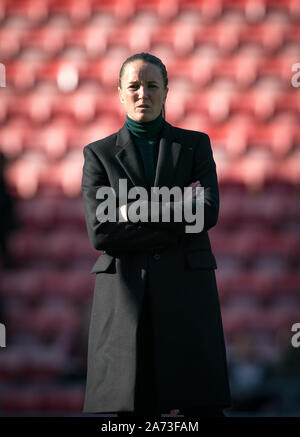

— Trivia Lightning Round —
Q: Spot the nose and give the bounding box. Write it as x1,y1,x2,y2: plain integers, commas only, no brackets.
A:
138,86,148,99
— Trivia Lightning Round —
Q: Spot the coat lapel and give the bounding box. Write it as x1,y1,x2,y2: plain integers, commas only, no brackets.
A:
115,120,186,190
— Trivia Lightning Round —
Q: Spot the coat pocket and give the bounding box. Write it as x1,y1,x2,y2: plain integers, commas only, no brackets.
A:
90,252,116,274
184,249,217,270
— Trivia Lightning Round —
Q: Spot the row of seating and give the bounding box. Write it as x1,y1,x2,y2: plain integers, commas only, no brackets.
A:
1,267,95,299
5,245,299,272
13,191,300,228
1,266,299,300
1,385,85,411
2,87,299,123
0,297,297,346
2,0,299,25
3,50,299,89
1,22,299,59
5,221,300,252
222,305,299,340
1,118,299,158
0,0,299,417
3,152,300,199
5,305,82,338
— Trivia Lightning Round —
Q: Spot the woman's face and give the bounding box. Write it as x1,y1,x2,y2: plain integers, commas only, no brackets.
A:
118,60,168,122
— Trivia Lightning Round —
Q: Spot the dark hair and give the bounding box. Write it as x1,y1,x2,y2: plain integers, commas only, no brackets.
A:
118,52,168,120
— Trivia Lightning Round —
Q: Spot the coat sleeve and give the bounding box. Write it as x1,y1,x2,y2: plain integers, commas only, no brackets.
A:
124,133,219,236
81,145,179,253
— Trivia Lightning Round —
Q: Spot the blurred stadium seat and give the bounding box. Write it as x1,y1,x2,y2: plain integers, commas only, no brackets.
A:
0,0,299,417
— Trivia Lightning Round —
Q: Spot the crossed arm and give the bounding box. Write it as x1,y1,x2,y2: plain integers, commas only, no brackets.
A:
81,133,219,254
81,146,179,254
118,133,219,236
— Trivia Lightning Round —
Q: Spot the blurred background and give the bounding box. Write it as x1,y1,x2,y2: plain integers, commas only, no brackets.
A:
0,0,300,417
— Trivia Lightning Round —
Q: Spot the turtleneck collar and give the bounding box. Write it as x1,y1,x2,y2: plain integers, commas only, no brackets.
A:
126,111,165,140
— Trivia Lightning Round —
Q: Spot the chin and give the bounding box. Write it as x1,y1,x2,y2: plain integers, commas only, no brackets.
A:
135,112,155,122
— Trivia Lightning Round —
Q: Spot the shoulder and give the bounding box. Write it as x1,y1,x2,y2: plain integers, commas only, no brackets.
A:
168,123,212,153
83,131,118,156
168,121,210,142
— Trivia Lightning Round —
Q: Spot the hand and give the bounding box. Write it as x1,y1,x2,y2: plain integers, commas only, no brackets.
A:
183,180,202,203
119,204,128,222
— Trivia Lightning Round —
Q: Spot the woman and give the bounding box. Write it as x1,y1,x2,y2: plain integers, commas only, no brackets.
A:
81,52,232,418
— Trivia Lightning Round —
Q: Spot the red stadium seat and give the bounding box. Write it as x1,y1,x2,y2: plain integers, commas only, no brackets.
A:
53,197,86,228
1,0,300,416
229,148,275,189
215,191,244,227
96,49,130,86
150,22,178,51
194,21,243,53
46,229,78,264
185,49,220,86
48,0,92,23
2,388,43,411
92,0,136,21
0,27,22,59
65,25,112,56
222,306,294,340
179,0,223,20
16,197,58,229
0,89,11,122
54,154,83,197
52,91,96,123
1,269,43,300
276,91,300,118
278,149,300,185
241,22,287,52
268,114,298,156
41,269,94,300
258,54,298,84
9,91,57,124
0,347,29,382
77,116,122,147
285,24,300,47
23,25,69,56
219,114,254,156
5,0,49,23
0,119,33,157
7,229,48,265
215,54,262,88
284,195,300,225
42,386,85,411
41,271,67,297
95,91,124,119
30,118,76,158
0,0,5,21
178,112,211,132
63,270,95,299
5,60,38,91
274,271,300,297
135,0,179,20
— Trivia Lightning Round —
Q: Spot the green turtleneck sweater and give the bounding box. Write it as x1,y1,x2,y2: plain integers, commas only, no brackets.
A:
126,111,164,187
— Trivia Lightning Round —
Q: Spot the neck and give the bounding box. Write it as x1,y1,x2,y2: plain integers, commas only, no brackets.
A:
126,111,165,139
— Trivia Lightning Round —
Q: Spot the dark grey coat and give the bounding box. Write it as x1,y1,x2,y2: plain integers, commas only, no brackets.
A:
81,119,232,413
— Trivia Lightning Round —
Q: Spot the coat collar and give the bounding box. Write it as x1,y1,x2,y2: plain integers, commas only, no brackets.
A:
115,120,184,190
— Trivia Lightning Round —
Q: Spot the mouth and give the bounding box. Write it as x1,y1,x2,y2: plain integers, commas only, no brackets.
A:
137,105,150,109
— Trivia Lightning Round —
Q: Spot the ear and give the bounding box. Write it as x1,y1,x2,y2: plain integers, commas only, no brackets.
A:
164,87,169,102
118,86,124,104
